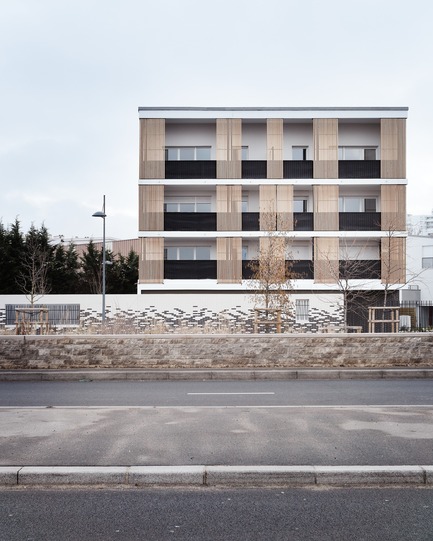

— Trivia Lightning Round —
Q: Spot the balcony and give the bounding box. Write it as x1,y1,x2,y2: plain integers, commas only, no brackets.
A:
242,260,314,280
284,161,313,179
164,260,217,279
338,160,380,179
242,161,267,179
242,213,260,231
339,212,381,231
294,212,314,231
165,161,217,179
164,212,217,231
339,260,381,280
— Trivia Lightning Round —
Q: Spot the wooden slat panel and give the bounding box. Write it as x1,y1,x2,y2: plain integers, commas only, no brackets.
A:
313,185,339,230
314,237,339,283
381,236,406,284
313,118,338,178
216,185,242,231
381,185,406,231
138,185,164,231
139,238,163,283
216,119,242,178
381,119,406,178
267,118,283,179
260,185,277,231
217,237,242,283
139,119,165,179
276,185,293,231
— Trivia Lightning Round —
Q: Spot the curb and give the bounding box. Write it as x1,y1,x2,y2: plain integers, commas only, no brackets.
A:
1,368,433,382
1,466,433,488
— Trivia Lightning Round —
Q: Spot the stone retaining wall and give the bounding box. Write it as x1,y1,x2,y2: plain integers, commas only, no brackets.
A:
0,334,432,369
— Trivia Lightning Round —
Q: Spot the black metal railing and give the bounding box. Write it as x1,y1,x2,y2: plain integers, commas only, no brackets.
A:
339,260,381,279
165,160,217,179
164,212,217,231
338,160,380,179
283,161,314,178
294,213,314,231
339,212,381,231
242,260,314,280
164,260,217,279
242,161,267,178
242,213,260,231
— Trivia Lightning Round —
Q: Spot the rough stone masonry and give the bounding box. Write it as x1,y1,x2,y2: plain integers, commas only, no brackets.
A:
0,334,432,370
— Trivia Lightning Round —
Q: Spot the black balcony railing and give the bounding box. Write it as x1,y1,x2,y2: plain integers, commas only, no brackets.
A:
242,260,314,280
165,160,217,179
164,260,217,279
164,212,217,231
283,161,314,179
242,161,267,178
339,260,381,280
291,260,314,279
294,212,314,231
242,213,260,231
339,212,381,231
338,160,380,179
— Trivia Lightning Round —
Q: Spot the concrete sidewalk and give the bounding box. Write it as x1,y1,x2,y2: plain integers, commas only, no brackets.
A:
1,368,433,381
1,465,433,488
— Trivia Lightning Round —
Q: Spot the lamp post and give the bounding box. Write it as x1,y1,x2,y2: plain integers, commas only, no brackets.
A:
92,195,107,324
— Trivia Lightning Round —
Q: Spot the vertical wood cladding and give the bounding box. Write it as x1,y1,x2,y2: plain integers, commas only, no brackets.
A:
217,237,242,283
216,119,242,178
139,238,164,283
381,119,406,179
139,119,165,179
259,185,294,232
313,185,339,230
216,185,242,230
267,119,283,179
313,119,338,178
314,237,339,283
381,185,406,231
381,236,406,285
139,185,164,231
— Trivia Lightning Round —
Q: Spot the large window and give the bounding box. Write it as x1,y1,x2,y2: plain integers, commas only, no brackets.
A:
422,246,433,269
164,197,211,212
295,299,310,322
339,197,377,212
164,246,211,260
165,147,211,161
338,147,377,160
294,198,308,212
292,146,308,160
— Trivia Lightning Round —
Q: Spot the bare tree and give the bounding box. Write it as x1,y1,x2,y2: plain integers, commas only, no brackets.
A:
16,225,52,306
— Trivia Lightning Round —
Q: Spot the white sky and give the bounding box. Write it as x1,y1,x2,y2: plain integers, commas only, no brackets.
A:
1,0,432,240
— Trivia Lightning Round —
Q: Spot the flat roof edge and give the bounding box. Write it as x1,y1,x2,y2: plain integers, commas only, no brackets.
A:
138,106,409,112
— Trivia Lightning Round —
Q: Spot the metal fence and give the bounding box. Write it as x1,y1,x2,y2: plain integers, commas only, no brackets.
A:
5,304,81,326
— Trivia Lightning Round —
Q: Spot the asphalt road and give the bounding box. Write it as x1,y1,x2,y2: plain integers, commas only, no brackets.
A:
1,487,433,541
1,380,432,466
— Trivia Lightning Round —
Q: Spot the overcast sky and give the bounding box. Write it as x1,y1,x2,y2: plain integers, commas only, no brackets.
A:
1,0,432,240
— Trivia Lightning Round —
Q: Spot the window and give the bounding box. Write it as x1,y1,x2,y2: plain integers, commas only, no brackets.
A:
164,246,211,260
422,246,433,269
292,147,308,160
241,146,249,160
339,197,377,212
165,147,211,161
294,198,308,212
164,197,211,212
296,299,309,322
242,245,248,260
338,147,377,160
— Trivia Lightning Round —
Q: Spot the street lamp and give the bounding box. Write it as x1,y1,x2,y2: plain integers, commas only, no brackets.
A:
92,195,107,324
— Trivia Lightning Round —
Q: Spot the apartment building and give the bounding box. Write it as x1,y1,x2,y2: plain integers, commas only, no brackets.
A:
138,107,408,331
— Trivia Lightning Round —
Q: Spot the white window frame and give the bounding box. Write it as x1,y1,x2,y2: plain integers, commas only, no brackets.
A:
165,147,211,161
338,146,377,161
339,197,377,213
295,299,310,322
164,196,211,212
164,246,211,261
